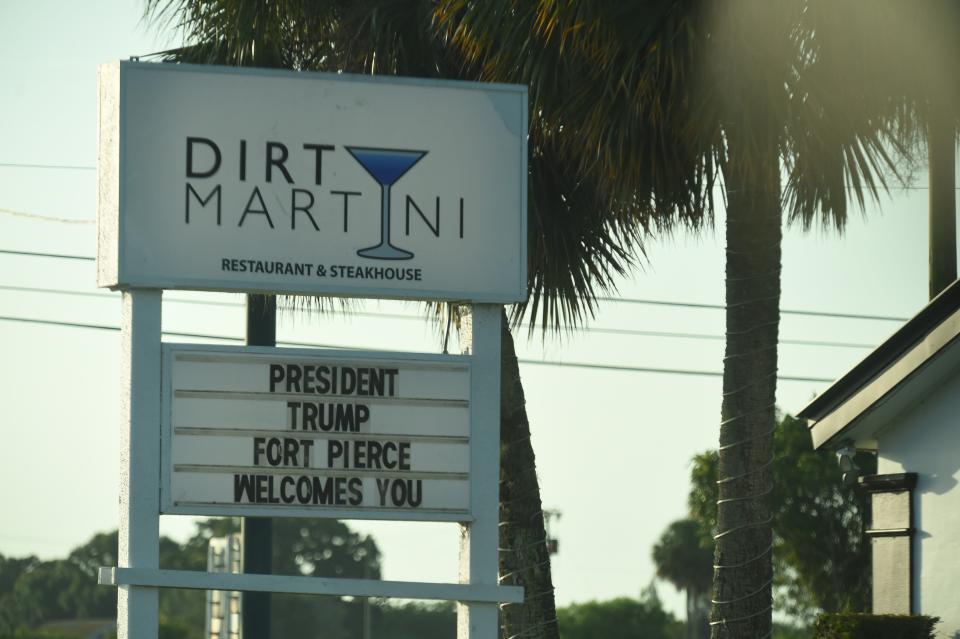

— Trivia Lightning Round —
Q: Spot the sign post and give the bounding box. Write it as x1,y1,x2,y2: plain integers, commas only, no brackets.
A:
243,294,275,638
457,306,501,638
98,61,527,639
117,290,162,639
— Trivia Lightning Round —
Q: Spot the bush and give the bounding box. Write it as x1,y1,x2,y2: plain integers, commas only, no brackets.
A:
814,613,938,639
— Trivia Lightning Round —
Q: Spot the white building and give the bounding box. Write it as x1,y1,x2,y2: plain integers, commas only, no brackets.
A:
799,281,960,637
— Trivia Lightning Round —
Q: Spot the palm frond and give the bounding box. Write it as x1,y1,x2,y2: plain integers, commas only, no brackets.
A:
518,139,646,336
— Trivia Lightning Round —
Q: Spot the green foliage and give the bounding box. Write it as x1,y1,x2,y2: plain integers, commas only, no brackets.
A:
771,416,875,616
146,0,646,335
652,519,712,595
8,560,114,627
652,519,711,639
67,532,117,578
157,520,237,638
373,601,455,639
0,518,382,638
557,592,683,639
813,613,938,639
684,413,875,618
273,518,380,579
774,622,811,639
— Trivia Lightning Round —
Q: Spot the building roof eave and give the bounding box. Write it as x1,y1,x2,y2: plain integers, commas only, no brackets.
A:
800,280,960,450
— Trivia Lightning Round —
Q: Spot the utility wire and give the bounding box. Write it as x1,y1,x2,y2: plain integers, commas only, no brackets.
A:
595,295,908,322
0,314,835,383
0,247,910,323
0,162,95,171
0,315,346,350
0,283,880,350
0,207,94,225
2,162,958,193
0,248,95,261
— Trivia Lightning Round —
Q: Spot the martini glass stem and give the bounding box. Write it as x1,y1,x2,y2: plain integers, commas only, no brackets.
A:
379,183,392,249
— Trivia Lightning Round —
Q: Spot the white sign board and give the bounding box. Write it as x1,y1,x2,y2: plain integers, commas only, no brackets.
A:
161,345,473,521
97,61,527,303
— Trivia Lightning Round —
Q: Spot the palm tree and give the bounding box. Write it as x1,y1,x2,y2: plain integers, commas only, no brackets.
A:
866,3,960,298
145,2,649,638
653,519,712,639
432,3,907,637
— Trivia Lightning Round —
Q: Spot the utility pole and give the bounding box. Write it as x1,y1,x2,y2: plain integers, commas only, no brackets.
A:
243,294,276,638
928,106,957,300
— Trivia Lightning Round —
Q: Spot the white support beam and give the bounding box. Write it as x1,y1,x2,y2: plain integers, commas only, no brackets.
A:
458,304,510,638
99,567,524,604
118,289,162,639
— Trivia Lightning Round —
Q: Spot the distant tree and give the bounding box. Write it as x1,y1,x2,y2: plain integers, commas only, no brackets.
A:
653,519,712,639
0,518,382,638
557,589,683,639
164,518,238,572
272,518,380,579
8,560,109,625
687,414,875,619
769,416,875,617
269,519,382,639
162,517,382,639
67,532,118,578
0,556,38,594
373,601,455,639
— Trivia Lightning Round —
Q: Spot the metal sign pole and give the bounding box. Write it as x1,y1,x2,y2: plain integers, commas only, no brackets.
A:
117,289,162,639
243,294,275,638
458,304,502,639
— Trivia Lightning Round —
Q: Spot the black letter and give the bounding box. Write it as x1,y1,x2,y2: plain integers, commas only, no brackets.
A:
291,189,319,230
185,184,221,225
186,137,221,178
266,141,294,183
239,139,247,181
270,364,284,392
348,477,363,506
405,195,440,237
239,187,275,229
331,191,361,232
303,144,334,185
234,474,256,502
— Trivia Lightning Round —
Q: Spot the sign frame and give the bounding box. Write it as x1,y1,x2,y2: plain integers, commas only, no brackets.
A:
97,61,529,303
98,59,525,639
159,343,475,522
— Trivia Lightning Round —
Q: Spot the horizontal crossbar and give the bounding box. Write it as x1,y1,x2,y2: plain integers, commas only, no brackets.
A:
98,567,523,604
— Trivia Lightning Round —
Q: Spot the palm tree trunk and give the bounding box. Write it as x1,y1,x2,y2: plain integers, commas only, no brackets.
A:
497,308,560,639
710,130,781,638
928,104,956,300
691,587,710,639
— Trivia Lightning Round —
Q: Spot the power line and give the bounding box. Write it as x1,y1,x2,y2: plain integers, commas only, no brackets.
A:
0,207,94,225
0,162,95,171
0,283,879,350
594,295,908,322
516,357,833,383
0,248,94,261
0,313,835,383
0,315,346,349
0,247,911,322
3,162,958,193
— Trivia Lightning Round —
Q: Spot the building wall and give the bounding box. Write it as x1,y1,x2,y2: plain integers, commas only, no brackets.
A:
877,369,960,638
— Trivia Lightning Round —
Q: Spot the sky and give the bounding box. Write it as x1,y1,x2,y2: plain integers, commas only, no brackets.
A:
0,0,956,623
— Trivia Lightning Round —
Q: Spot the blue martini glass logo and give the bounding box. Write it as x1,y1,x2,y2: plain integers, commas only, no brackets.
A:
346,146,427,260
